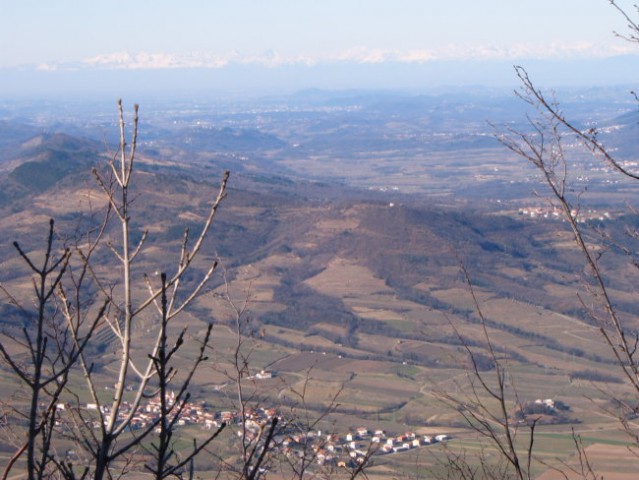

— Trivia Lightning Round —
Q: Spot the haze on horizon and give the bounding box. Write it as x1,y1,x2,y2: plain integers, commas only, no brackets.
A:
2,1,639,96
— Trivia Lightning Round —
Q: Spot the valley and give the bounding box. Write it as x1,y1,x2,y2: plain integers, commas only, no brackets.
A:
1,88,639,478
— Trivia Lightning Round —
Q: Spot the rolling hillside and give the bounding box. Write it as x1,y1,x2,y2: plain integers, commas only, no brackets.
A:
1,128,638,477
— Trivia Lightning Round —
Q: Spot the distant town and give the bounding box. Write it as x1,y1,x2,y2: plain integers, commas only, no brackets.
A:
517,206,612,223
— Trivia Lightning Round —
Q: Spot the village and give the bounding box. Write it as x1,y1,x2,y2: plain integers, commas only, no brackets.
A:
57,391,451,467
517,206,612,223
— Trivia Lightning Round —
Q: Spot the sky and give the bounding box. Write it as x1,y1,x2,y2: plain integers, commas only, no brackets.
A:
1,1,638,94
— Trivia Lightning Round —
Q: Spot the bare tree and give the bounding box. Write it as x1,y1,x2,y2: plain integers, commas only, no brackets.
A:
142,274,226,480
69,101,231,479
210,272,365,480
497,65,639,398
435,265,537,480
0,99,366,480
0,220,105,480
447,2,639,478
0,100,230,479
437,4,639,477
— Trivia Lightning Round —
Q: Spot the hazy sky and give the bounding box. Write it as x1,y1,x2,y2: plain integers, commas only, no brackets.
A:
1,1,635,70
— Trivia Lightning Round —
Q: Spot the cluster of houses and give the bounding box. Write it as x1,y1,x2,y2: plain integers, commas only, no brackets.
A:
64,395,450,466
74,393,278,433
282,428,451,467
518,206,611,223
515,398,573,425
